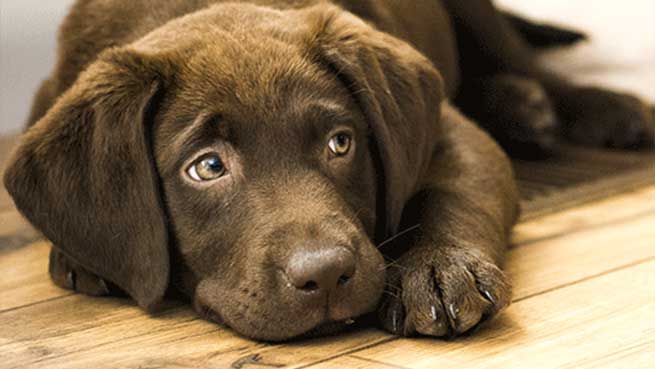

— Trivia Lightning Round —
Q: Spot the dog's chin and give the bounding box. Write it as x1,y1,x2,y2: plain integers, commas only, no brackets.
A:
201,304,369,342
262,315,369,342
243,315,366,342
295,318,359,340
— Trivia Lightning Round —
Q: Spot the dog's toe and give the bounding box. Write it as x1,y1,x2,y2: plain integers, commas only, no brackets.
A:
49,247,110,296
470,74,561,159
561,87,655,150
379,247,511,338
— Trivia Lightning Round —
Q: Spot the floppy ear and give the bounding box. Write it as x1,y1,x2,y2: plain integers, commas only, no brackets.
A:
3,48,173,309
303,7,445,237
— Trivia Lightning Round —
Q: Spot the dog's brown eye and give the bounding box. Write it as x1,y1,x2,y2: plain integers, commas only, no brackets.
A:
328,133,352,156
187,154,225,181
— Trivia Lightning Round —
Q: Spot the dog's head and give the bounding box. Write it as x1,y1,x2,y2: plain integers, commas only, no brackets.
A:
4,3,442,340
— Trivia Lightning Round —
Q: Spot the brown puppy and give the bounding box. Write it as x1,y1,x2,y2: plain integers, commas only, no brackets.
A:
3,0,653,341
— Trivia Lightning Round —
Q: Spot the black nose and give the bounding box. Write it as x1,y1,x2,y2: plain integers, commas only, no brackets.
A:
285,247,355,295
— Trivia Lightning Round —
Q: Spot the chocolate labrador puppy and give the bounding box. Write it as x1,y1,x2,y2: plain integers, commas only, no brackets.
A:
4,0,654,341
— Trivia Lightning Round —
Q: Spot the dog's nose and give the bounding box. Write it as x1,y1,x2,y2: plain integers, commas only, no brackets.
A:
285,247,355,295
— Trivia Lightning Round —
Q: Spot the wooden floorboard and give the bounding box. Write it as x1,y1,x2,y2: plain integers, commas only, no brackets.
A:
511,187,655,245
1,186,653,368
0,242,71,312
322,260,655,369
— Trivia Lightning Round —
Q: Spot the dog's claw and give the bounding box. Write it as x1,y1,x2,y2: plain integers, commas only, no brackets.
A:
66,270,76,290
98,278,110,295
483,290,496,305
391,309,401,334
430,305,439,321
448,304,459,321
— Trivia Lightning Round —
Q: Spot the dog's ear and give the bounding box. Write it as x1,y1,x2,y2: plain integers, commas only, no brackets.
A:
3,48,173,309
303,7,444,237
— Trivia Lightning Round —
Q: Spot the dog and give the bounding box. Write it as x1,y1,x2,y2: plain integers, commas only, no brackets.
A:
4,0,654,341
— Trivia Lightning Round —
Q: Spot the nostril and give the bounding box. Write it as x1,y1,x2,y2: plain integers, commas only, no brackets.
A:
300,280,319,292
285,246,356,294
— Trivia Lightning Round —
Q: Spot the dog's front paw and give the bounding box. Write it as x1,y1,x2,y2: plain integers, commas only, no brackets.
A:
560,87,655,149
49,247,110,296
379,246,511,337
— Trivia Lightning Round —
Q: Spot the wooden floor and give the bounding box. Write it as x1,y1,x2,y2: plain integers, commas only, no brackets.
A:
1,154,654,368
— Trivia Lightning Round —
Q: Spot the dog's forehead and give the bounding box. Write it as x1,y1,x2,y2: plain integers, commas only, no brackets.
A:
151,6,341,117
181,44,328,110
149,3,365,172
154,32,359,173
169,58,353,144
167,35,353,129
135,2,315,59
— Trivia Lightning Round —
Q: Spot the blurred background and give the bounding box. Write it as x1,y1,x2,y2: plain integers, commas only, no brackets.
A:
1,0,654,136
1,0,76,135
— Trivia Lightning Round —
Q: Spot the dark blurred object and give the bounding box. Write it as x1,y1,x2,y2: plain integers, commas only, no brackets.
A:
505,12,587,48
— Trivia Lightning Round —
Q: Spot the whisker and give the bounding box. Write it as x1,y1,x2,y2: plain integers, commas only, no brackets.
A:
382,290,400,299
379,260,407,271
376,224,421,250
384,284,403,293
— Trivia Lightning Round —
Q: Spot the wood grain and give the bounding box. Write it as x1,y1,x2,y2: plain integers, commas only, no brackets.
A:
318,261,655,369
309,355,405,369
512,186,655,245
508,211,655,300
0,241,70,312
0,299,392,369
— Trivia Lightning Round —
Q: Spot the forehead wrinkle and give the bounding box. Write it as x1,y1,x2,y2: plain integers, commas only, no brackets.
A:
172,111,214,153
251,58,351,122
174,16,344,119
298,98,353,123
276,97,356,146
160,112,220,174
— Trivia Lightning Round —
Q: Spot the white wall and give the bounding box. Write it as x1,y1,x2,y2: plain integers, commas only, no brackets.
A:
0,0,76,135
0,1,653,136
496,0,655,102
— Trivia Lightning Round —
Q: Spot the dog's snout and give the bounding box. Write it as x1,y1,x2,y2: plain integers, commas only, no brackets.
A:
285,246,355,295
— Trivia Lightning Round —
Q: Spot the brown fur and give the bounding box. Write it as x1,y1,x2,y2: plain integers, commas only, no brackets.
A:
4,0,653,341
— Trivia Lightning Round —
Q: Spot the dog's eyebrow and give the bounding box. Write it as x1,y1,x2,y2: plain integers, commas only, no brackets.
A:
173,112,219,152
302,99,353,123
164,112,224,172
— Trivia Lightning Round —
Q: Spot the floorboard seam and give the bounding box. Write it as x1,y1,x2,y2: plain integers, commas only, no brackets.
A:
0,293,74,315
513,257,655,303
294,337,398,369
514,208,655,248
349,354,412,369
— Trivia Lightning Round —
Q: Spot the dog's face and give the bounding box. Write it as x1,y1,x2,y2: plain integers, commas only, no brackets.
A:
153,30,385,339
4,3,443,340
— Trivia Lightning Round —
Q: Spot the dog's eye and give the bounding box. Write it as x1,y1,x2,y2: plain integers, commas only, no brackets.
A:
328,133,352,156
187,154,226,181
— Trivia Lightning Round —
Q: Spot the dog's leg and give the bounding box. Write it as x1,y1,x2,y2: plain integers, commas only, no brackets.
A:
49,247,111,296
457,74,558,159
378,103,519,337
444,0,655,149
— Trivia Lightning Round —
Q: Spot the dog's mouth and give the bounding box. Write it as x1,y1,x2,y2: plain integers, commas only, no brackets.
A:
294,315,365,340
199,302,366,341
